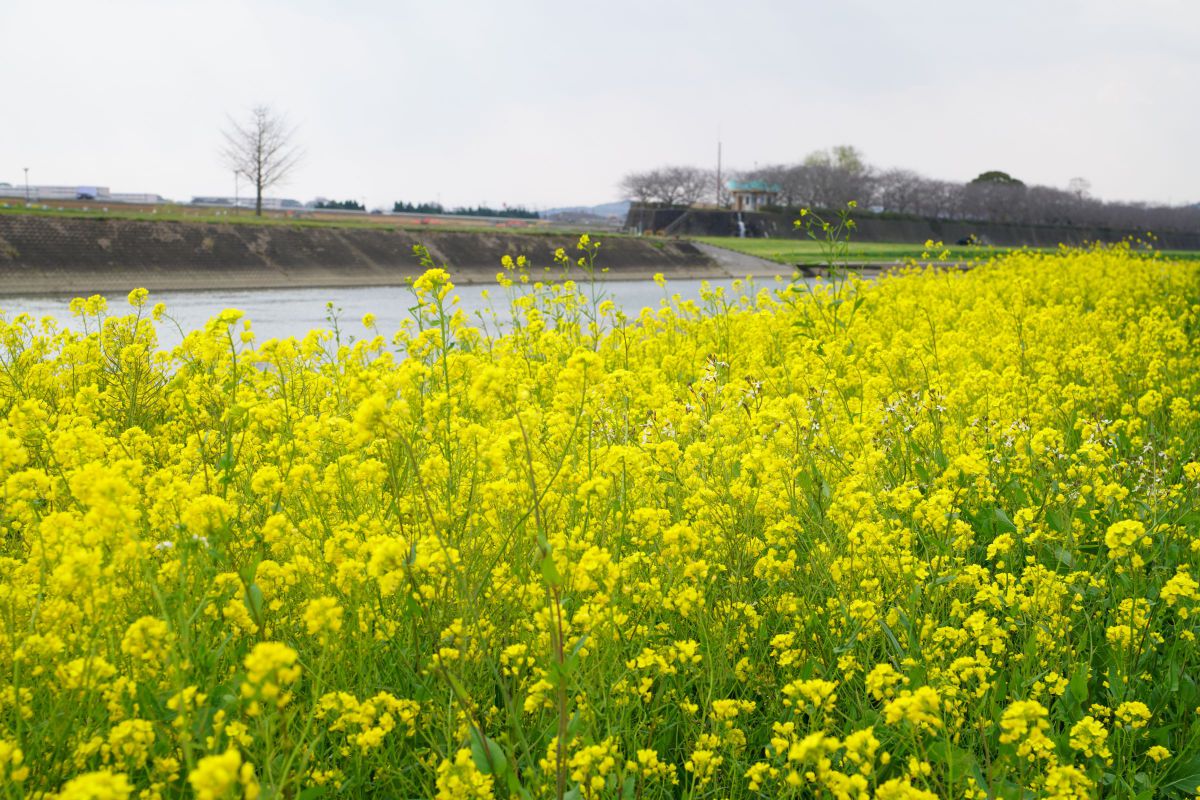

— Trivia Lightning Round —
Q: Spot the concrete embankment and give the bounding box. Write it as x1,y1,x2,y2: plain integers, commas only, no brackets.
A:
0,215,728,295
629,207,1200,250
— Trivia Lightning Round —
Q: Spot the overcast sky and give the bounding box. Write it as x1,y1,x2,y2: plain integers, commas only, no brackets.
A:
2,0,1196,209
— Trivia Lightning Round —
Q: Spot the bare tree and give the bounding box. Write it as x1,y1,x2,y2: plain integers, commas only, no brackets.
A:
661,166,714,206
221,105,303,216
619,166,714,207
619,170,657,204
874,169,926,216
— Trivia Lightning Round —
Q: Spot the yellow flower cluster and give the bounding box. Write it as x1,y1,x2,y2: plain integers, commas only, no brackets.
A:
240,642,301,717
0,241,1197,798
187,749,258,800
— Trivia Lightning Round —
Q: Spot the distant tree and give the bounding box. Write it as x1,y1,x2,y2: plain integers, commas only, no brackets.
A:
620,166,713,206
221,105,303,217
919,179,964,219
804,145,867,174
970,170,1025,187
394,201,446,214
788,146,874,209
315,199,364,211
453,204,539,219
1024,185,1085,225
391,201,538,219
619,171,657,204
874,168,927,216
1068,177,1092,200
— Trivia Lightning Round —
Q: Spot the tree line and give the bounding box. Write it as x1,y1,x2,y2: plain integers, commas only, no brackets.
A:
392,201,539,219
621,146,1200,232
314,199,364,211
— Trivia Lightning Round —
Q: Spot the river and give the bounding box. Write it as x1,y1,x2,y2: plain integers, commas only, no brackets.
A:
0,276,799,348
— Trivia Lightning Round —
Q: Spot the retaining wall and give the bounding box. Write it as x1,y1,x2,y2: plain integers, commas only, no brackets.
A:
625,207,1200,250
0,215,721,294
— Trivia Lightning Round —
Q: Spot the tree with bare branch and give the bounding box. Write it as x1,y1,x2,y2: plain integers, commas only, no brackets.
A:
619,166,714,207
220,105,303,216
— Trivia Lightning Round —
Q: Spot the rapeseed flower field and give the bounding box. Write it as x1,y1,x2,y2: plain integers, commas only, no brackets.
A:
1,241,1199,799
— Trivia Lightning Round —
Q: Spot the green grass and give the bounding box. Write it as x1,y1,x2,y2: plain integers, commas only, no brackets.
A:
0,204,396,231
697,236,1200,265
0,204,603,237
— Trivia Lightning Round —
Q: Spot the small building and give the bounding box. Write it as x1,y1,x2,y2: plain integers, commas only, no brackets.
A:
726,179,781,212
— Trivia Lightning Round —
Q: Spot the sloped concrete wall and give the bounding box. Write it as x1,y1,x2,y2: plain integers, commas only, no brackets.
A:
0,215,722,294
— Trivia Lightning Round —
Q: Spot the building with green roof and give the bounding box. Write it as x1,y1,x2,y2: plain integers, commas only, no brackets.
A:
726,179,781,212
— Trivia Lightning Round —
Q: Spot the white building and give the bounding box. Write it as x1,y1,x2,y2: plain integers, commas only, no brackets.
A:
0,183,164,204
0,184,110,201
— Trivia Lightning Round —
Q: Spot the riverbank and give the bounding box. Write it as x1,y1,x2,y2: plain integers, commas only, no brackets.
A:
0,214,728,295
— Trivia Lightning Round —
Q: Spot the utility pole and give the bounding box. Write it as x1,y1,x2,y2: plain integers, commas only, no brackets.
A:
234,170,239,216
23,167,30,203
716,141,722,208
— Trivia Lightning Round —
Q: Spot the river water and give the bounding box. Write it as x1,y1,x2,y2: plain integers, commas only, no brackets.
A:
0,276,797,348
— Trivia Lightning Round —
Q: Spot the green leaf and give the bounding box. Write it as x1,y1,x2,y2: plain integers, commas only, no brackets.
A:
469,728,509,778
1159,752,1200,795
135,682,168,721
878,620,906,658
540,554,563,588
1052,545,1076,570
570,633,590,657
927,740,979,781
1069,664,1089,703
244,583,265,626
505,769,532,800
566,709,585,739
443,670,470,703
549,652,581,684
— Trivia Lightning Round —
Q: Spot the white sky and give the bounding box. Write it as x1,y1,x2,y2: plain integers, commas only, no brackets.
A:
2,0,1197,209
